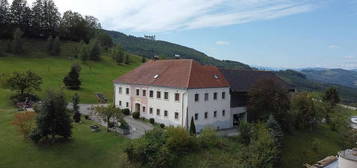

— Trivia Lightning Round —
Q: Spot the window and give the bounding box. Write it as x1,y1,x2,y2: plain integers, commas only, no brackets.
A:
157,91,161,99
204,112,208,119
222,110,225,116
195,94,199,102
126,88,130,95
118,87,122,94
157,109,160,116
143,90,146,96
164,92,169,100
214,111,217,118
194,113,198,120
175,112,179,119
142,106,146,112
164,110,168,117
136,89,140,96
213,92,217,100
126,102,129,107
149,108,153,114
149,90,154,98
175,93,180,101
222,92,226,99
119,101,122,106
204,93,209,101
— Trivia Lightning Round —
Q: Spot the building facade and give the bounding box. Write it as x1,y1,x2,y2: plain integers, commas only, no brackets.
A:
113,59,293,132
114,59,232,132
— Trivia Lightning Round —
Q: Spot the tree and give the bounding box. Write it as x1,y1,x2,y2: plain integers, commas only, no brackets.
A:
50,36,61,55
7,70,42,96
247,79,290,131
124,54,130,64
238,121,253,145
88,38,101,61
31,0,44,37
267,115,284,167
12,111,37,139
323,87,340,107
189,117,196,135
72,93,81,123
78,41,89,61
63,64,81,90
11,28,24,54
94,104,122,132
142,56,146,63
238,123,279,168
10,0,30,32
291,92,320,130
42,0,60,37
111,45,124,64
46,36,54,51
97,31,113,50
30,90,72,143
0,0,10,26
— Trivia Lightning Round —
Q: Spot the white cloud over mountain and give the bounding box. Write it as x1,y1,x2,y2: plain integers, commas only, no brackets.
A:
15,0,319,32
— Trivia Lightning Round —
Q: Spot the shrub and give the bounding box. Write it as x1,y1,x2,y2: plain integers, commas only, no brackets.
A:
29,128,42,143
149,118,155,124
10,93,39,105
197,128,221,148
132,111,140,119
165,127,197,154
238,121,253,145
160,123,165,128
84,115,90,120
12,111,37,139
122,108,130,115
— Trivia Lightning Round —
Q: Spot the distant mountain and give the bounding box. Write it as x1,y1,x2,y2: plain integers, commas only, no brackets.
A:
276,70,357,104
105,30,251,70
299,68,357,88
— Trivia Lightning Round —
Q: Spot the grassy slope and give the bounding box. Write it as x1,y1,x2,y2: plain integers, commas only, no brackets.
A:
0,109,130,168
0,39,141,106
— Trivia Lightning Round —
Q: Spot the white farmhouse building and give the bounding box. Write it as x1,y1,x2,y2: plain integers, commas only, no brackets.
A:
113,59,293,132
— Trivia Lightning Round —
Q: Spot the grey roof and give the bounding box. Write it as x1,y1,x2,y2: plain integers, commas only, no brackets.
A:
219,69,294,92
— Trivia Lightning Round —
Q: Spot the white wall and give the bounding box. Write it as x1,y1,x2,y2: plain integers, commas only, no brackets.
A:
114,83,188,127
186,87,232,132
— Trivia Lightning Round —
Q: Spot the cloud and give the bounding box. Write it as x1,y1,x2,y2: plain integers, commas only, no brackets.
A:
14,0,319,32
344,56,354,59
328,44,340,49
216,41,230,46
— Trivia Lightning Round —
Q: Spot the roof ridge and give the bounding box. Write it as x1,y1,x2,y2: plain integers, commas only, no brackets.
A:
186,59,194,88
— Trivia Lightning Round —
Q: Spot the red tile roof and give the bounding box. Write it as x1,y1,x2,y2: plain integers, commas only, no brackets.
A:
114,59,230,89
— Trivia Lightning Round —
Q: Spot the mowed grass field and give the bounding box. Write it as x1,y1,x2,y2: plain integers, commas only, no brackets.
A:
0,39,142,106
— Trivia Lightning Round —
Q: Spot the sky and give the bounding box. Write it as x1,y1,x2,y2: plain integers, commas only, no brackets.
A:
15,0,357,69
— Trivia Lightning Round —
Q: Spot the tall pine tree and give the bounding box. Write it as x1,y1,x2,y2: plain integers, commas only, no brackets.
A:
0,0,9,25
88,38,101,61
72,93,81,123
189,117,196,135
42,0,60,37
31,0,44,37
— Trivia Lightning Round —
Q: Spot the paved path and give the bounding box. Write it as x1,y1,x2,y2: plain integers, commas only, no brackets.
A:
69,104,154,139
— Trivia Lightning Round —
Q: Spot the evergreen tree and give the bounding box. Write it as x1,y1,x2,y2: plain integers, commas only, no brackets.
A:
50,36,60,55
142,56,146,63
42,0,60,37
10,0,31,32
12,28,24,54
323,87,340,107
88,38,101,61
72,93,81,123
111,46,124,64
124,54,130,64
63,64,81,90
267,115,284,147
0,0,9,25
189,117,196,135
30,90,72,143
31,0,44,37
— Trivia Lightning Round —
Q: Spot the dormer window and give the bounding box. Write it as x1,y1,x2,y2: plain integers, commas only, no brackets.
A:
154,74,159,79
214,75,219,79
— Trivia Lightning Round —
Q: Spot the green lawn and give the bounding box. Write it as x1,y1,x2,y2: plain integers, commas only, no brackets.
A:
0,108,131,168
0,39,142,106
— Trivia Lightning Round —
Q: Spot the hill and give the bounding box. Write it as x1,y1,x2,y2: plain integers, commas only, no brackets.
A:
276,70,357,105
105,30,251,70
300,68,357,88
0,39,142,107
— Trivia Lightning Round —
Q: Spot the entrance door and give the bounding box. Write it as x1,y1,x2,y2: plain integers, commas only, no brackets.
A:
135,103,141,113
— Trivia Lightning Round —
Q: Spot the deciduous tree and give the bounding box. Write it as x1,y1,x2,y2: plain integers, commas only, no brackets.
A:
12,111,37,139
94,104,122,132
7,70,42,96
323,87,340,107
